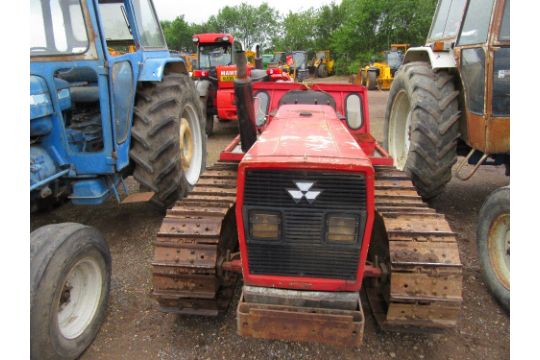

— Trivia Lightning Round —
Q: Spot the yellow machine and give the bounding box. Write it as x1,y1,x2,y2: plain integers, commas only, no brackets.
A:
354,44,409,90
178,52,195,73
245,50,257,67
189,52,198,71
310,50,335,77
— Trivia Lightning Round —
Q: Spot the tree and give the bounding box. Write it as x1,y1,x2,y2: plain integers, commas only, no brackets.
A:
313,2,343,50
273,9,317,51
329,0,437,74
161,15,194,51
207,2,279,50
159,0,438,74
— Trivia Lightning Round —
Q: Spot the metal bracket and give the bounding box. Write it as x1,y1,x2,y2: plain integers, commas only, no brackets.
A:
454,149,488,181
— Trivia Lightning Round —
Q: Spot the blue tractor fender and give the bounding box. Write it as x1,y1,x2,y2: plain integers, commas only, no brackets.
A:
137,55,188,82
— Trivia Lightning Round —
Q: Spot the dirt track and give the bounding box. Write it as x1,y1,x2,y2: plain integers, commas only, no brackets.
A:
31,76,509,359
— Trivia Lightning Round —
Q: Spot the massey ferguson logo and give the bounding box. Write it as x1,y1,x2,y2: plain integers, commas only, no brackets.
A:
287,181,322,204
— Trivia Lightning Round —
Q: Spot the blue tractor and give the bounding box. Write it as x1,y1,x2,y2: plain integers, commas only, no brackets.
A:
30,0,206,358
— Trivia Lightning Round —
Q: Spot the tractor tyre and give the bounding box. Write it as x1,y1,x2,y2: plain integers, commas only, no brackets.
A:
367,71,378,90
477,186,510,311
384,61,460,199
130,72,206,209
317,64,328,78
31,223,111,360
201,96,215,136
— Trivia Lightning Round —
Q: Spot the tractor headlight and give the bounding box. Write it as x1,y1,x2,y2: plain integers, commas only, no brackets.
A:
326,215,358,243
249,211,281,240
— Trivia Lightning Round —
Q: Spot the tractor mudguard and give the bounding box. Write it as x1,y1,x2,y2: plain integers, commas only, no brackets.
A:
195,79,212,98
138,57,187,82
402,46,456,69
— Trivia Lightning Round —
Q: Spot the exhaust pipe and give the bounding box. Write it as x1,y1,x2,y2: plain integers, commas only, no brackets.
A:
254,45,263,70
234,50,258,152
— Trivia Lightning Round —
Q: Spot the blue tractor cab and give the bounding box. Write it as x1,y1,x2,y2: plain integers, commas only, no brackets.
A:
30,1,206,358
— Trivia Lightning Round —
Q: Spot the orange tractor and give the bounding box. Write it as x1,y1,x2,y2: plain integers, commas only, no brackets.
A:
151,52,463,346
384,0,510,309
191,34,290,135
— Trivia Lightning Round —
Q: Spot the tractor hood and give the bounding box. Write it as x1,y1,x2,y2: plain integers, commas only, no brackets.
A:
30,75,53,121
242,104,372,169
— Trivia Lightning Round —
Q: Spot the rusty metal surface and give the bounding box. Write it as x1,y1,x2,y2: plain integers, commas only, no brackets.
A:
152,161,240,316
237,291,364,347
366,166,463,332
243,285,359,311
453,0,510,156
121,191,155,203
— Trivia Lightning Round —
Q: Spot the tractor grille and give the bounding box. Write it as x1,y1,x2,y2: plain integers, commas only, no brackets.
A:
243,169,367,280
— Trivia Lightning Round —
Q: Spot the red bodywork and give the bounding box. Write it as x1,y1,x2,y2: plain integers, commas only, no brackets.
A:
192,34,292,122
220,82,392,165
222,82,393,292
192,33,238,121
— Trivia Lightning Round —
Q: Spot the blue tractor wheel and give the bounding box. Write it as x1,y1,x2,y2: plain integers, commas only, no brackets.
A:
130,73,206,209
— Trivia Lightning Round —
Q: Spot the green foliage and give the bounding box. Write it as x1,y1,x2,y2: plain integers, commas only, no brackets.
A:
206,3,279,50
160,0,438,74
273,9,317,51
161,16,195,51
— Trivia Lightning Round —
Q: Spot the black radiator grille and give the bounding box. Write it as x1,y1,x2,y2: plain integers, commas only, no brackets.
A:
243,169,367,280
244,170,366,210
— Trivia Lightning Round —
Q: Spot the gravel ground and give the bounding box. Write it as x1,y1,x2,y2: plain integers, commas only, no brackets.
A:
31,76,509,359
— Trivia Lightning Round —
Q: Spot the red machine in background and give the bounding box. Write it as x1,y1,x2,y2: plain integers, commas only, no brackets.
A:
192,33,290,135
152,53,463,346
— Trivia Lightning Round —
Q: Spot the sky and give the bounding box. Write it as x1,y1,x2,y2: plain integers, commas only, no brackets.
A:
153,0,338,23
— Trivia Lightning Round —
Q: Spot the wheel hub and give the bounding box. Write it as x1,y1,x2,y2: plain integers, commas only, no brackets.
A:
57,257,102,339
179,104,203,186
180,117,194,172
488,213,510,290
388,90,412,170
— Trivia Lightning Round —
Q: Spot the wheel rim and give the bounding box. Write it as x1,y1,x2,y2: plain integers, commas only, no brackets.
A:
180,118,194,171
179,103,203,186
388,90,412,170
57,257,103,339
488,213,510,290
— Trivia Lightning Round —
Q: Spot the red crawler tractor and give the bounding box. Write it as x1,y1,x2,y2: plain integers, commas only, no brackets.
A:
151,52,463,346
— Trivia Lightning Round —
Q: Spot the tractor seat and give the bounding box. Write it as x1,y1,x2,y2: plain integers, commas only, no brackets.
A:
278,90,336,109
56,68,100,103
69,86,99,103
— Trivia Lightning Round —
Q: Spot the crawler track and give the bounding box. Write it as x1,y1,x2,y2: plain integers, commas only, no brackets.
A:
152,162,239,316
366,166,462,331
152,163,462,331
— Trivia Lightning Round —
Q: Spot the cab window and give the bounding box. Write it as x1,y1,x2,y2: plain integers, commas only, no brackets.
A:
461,48,486,114
30,0,89,56
132,0,167,48
492,47,510,116
99,1,135,54
428,0,467,41
457,0,495,45
498,0,509,41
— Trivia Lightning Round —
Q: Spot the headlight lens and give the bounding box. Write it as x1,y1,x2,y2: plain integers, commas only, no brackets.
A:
249,211,281,240
326,215,358,243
